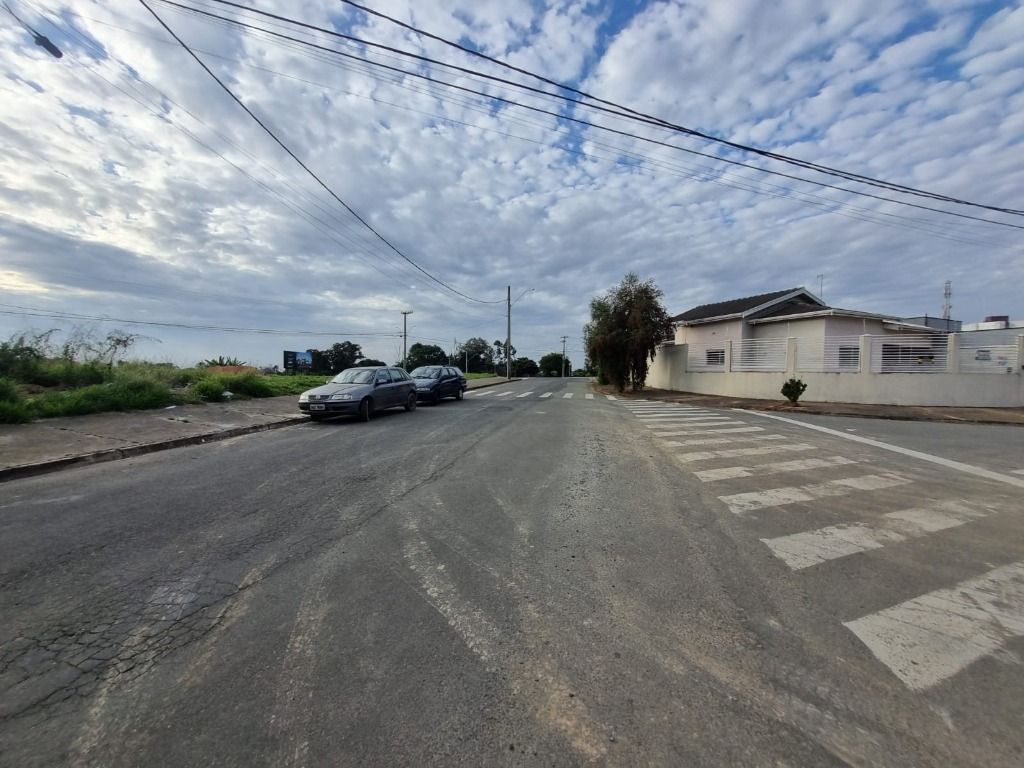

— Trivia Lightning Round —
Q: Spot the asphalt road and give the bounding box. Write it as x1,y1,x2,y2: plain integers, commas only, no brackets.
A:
1,379,1023,767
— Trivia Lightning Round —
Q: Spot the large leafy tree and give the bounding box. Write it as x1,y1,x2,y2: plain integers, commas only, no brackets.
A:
538,352,570,377
511,357,539,377
585,272,674,392
406,343,448,369
307,341,363,374
457,337,494,373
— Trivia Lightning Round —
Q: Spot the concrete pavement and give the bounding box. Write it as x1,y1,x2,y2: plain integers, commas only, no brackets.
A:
0,376,517,482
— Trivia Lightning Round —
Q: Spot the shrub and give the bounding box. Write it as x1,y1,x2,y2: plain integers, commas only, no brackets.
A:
37,360,111,388
0,377,21,403
781,377,808,405
192,375,230,402
28,378,175,418
220,373,273,398
0,399,31,423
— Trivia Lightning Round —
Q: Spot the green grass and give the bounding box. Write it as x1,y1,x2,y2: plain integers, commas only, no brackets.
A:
465,372,501,380
259,373,330,396
27,378,177,419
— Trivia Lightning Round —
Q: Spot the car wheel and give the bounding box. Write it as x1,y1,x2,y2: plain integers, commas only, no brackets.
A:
358,397,373,422
455,388,464,400
404,392,417,411
432,391,441,405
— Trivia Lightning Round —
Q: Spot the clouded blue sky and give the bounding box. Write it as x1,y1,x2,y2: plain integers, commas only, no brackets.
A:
1,0,1021,367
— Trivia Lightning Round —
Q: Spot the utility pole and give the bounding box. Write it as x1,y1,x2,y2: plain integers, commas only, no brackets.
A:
401,310,413,370
560,335,569,377
506,285,511,379
816,274,825,304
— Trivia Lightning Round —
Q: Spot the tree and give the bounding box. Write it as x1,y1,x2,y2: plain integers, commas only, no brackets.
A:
198,356,246,367
307,341,363,374
538,352,570,377
457,337,494,373
585,272,674,392
406,343,448,369
511,357,539,377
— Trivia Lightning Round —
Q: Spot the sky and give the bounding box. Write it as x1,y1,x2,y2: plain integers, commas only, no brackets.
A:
1,0,1021,368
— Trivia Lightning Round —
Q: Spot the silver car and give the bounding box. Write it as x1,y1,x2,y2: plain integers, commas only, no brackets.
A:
298,366,417,421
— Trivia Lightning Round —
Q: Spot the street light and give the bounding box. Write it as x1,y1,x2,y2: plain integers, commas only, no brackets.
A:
506,287,534,379
400,310,413,370
3,2,63,58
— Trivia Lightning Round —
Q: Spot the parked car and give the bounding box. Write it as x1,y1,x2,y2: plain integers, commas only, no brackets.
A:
298,366,417,421
410,365,467,403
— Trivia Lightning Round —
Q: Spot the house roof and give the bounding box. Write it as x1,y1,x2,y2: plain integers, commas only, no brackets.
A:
672,287,824,324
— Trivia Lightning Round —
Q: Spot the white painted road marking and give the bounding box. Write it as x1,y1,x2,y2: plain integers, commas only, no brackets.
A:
674,443,816,462
606,395,617,400
844,560,1024,690
494,391,512,397
634,414,724,420
695,456,855,482
639,417,735,425
661,435,787,447
540,392,553,399
585,394,594,400
720,473,911,514
516,391,533,398
762,500,991,571
744,411,1024,490
653,426,766,436
563,393,574,399
1012,469,1024,475
473,390,493,397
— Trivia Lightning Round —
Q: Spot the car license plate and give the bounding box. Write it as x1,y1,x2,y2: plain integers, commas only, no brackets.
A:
309,403,325,411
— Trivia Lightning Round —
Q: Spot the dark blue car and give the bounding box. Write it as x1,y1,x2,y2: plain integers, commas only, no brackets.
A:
410,366,467,404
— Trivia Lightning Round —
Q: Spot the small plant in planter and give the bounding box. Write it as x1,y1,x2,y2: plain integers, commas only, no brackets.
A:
781,377,808,405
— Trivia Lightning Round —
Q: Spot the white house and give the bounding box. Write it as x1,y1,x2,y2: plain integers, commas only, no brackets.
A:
646,287,1023,407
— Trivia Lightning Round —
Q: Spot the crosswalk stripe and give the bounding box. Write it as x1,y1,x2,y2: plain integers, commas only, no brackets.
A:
1012,469,1024,475
720,473,911,514
637,416,731,423
844,560,1024,690
563,393,573,399
540,392,553,398
674,442,816,462
661,435,787,447
645,420,745,429
606,395,617,400
653,426,765,436
585,394,594,399
473,390,493,397
694,456,857,482
516,391,533,398
494,391,512,397
761,500,990,571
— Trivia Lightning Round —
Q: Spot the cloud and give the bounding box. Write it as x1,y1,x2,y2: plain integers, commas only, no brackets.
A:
0,0,1021,368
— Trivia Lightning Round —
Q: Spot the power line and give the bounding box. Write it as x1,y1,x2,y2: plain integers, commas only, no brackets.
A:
26,3,499,313
336,0,1024,218
136,0,504,304
0,303,405,336
158,0,1024,232
70,2,1007,250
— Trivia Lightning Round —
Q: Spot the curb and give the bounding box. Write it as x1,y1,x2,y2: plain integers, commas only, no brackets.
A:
466,377,521,390
0,416,305,484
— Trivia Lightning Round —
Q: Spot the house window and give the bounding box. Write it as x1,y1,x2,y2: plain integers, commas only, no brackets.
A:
706,348,725,366
838,346,859,369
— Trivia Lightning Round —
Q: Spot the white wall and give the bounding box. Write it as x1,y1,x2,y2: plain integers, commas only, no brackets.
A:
674,319,744,345
646,340,1024,407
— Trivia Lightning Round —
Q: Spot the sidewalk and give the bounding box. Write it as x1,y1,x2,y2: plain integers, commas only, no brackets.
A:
0,376,517,482
591,384,1024,426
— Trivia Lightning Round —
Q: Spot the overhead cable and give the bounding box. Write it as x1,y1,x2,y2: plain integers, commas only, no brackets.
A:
336,0,1024,218
158,0,1024,232
137,0,504,304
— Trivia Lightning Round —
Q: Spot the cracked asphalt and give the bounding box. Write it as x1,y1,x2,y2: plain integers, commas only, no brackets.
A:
1,378,1022,767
